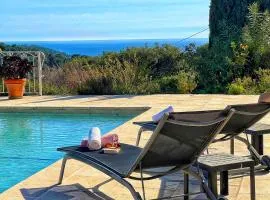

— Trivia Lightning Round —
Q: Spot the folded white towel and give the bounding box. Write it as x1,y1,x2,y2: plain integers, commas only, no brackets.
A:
152,106,174,122
88,127,102,150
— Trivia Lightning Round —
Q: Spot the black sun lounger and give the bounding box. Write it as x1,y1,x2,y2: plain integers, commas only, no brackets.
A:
57,111,234,200
135,103,270,170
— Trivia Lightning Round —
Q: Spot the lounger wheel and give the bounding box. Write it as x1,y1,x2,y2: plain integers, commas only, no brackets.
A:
261,155,270,171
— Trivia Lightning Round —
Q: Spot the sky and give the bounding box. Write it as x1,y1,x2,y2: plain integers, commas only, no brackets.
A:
0,0,210,41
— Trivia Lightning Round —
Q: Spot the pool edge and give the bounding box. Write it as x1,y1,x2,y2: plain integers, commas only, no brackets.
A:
0,106,150,115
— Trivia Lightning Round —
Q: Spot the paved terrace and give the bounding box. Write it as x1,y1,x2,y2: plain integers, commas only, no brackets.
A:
0,95,269,200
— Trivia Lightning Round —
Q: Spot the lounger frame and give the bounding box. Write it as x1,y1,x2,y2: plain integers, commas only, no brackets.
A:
58,110,235,200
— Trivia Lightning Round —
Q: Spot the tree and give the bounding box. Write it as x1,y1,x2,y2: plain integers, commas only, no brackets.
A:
0,42,5,51
230,3,270,75
209,0,270,48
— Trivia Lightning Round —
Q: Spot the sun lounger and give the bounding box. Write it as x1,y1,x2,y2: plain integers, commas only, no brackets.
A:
171,103,270,170
134,103,270,199
57,110,234,200
135,103,270,168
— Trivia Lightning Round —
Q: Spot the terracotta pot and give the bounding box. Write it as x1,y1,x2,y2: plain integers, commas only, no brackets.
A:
4,79,26,99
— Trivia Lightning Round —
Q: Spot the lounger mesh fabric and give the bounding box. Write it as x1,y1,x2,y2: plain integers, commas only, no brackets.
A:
58,144,142,177
169,110,224,122
221,103,270,134
140,119,225,169
169,103,270,137
58,116,227,177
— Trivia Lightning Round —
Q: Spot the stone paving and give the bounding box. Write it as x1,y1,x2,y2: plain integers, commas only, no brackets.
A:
0,95,269,200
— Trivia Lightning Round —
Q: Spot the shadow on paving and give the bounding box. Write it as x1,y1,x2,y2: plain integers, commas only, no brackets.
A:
19,176,208,200
20,184,106,200
23,95,136,104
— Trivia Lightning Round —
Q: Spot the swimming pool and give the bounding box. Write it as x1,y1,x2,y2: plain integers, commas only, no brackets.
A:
0,112,136,192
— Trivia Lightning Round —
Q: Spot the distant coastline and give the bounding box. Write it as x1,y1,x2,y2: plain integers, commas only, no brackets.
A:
5,38,208,56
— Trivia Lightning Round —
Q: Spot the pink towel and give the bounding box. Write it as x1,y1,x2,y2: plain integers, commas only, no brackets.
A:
101,134,120,148
80,138,89,147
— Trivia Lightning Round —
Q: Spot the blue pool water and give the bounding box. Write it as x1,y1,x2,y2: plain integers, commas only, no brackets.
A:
0,112,136,192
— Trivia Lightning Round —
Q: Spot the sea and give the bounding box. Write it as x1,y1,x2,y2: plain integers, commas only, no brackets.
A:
6,38,208,56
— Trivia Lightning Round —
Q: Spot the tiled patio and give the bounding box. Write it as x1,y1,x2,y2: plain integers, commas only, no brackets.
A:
0,95,269,200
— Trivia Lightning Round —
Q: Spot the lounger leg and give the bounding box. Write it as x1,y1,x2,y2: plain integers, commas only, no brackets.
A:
183,167,217,200
65,155,142,200
220,171,229,196
140,162,146,200
250,165,256,200
136,127,144,146
58,155,69,185
208,172,218,198
230,138,235,155
184,173,189,200
121,178,143,200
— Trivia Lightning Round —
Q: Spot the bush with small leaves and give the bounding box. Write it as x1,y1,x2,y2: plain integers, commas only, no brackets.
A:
158,76,179,93
177,70,198,94
256,69,270,93
227,77,257,95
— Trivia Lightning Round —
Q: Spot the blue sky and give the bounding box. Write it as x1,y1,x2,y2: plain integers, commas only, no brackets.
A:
0,0,210,41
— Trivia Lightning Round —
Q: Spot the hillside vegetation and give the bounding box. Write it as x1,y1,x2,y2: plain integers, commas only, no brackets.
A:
0,3,269,95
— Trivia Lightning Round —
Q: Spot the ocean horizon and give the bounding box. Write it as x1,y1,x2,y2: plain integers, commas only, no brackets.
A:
6,38,208,56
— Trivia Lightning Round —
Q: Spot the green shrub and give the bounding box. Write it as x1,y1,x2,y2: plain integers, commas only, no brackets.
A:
191,44,233,93
227,81,246,95
43,84,71,95
233,3,270,75
209,0,270,48
158,76,178,93
256,68,270,93
78,68,113,95
42,64,90,95
227,77,257,95
0,42,4,51
177,70,198,94
79,59,160,95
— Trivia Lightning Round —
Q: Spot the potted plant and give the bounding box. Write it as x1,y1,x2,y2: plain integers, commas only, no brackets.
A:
0,55,33,99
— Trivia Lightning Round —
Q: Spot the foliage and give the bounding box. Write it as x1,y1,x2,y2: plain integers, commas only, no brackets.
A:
228,42,249,79
195,1,270,94
158,69,198,94
1,43,70,68
209,0,252,47
2,1,270,96
209,0,270,48
226,3,270,82
226,3,270,95
227,77,257,94
42,62,91,95
227,81,246,95
0,42,4,51
115,45,185,78
177,70,198,94
227,69,270,94
43,83,71,95
242,3,270,72
43,55,160,95
80,58,160,95
256,68,270,92
40,44,193,95
0,56,33,79
190,44,232,93
158,76,179,93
